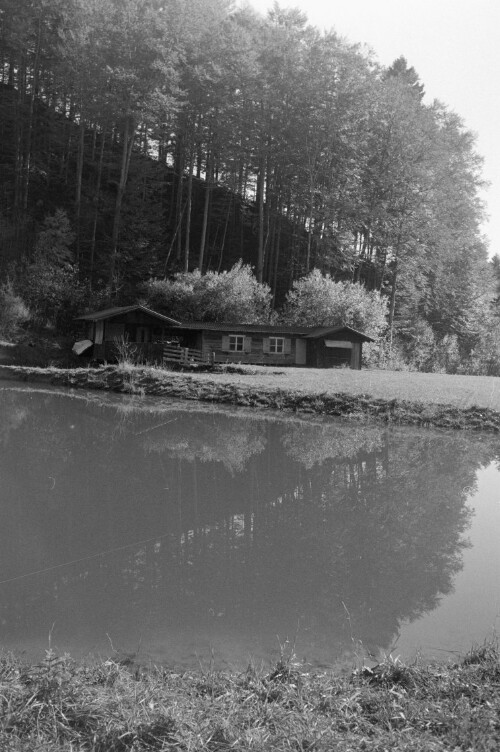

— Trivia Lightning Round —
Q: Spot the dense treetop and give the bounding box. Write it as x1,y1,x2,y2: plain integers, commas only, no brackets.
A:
0,0,498,372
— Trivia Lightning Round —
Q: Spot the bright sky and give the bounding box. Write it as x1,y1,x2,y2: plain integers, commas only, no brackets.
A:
242,0,500,258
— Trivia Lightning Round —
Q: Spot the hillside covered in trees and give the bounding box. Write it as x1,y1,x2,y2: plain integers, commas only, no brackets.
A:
1,0,499,372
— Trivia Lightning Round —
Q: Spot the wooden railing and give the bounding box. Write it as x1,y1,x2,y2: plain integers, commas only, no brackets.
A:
163,344,214,366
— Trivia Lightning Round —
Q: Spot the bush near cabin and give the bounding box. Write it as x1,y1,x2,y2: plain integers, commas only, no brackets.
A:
140,262,274,323
281,269,387,338
0,281,30,341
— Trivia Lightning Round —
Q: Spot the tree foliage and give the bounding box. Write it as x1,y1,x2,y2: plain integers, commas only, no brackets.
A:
0,0,495,371
34,209,75,265
16,209,84,332
281,269,387,338
141,262,273,323
0,280,29,340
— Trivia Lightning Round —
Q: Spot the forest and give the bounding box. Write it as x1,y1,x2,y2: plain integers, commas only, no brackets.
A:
1,0,499,373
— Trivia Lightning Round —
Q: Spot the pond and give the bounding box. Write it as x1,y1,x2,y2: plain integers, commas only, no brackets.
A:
1,382,499,670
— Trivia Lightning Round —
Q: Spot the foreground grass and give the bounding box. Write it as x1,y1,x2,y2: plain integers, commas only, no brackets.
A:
1,645,500,751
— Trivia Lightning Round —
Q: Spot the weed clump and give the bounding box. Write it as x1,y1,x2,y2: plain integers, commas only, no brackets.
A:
1,644,500,750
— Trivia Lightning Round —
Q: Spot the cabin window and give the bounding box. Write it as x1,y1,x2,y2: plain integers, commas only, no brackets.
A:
263,336,291,355
324,340,353,349
229,335,245,352
269,336,284,354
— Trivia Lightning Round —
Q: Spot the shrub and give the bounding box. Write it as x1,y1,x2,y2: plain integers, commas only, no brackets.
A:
281,269,387,338
35,208,75,265
363,337,411,371
141,262,273,323
457,324,500,376
0,280,29,340
13,208,83,334
405,319,437,372
435,334,462,374
18,262,86,334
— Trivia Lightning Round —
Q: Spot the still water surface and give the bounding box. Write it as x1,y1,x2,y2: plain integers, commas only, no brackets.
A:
1,382,499,669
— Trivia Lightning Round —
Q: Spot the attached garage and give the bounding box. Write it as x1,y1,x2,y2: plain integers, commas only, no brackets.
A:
304,326,373,369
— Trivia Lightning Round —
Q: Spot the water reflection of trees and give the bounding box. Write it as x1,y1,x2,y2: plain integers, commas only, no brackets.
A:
281,422,385,468
142,415,267,474
0,390,29,444
0,387,498,665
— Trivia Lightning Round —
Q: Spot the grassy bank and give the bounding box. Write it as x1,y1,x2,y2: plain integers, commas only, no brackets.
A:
1,644,500,751
167,364,500,412
2,363,500,432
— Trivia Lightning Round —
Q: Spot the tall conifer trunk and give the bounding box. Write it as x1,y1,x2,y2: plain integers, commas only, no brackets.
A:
75,114,85,262
22,12,42,213
175,135,184,262
256,155,265,283
89,128,106,288
198,151,212,271
108,117,135,292
184,148,194,272
388,263,398,350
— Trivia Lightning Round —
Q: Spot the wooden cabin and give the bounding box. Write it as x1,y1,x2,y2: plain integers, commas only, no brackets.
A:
75,305,181,362
75,306,374,369
174,322,374,369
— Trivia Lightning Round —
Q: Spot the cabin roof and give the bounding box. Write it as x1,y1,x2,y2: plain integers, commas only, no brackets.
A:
75,307,374,342
76,305,181,325
173,322,374,341
304,325,375,342
173,321,310,335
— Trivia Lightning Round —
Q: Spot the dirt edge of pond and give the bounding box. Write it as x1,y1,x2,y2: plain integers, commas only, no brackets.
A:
2,363,500,432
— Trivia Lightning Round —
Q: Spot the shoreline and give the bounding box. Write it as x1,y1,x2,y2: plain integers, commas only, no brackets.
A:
3,368,500,747
1,643,499,750
2,363,500,432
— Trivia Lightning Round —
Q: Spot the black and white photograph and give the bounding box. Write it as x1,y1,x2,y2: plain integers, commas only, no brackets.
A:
1,1,499,748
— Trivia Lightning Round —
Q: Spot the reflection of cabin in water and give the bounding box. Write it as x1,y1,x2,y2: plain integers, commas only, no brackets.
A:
75,306,374,369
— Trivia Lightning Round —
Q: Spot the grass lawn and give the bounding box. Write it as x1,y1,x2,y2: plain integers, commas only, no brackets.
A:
3,362,500,429
182,366,500,411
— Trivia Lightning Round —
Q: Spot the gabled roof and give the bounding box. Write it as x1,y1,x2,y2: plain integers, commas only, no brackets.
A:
173,321,374,341
75,306,374,341
173,321,311,336
76,305,181,326
304,325,375,342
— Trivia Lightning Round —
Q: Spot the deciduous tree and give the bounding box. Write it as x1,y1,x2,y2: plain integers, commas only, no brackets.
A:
281,268,387,337
141,261,273,322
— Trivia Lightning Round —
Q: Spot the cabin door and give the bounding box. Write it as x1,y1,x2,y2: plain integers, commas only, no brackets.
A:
295,338,307,365
350,342,361,369
136,326,149,343
95,321,104,344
